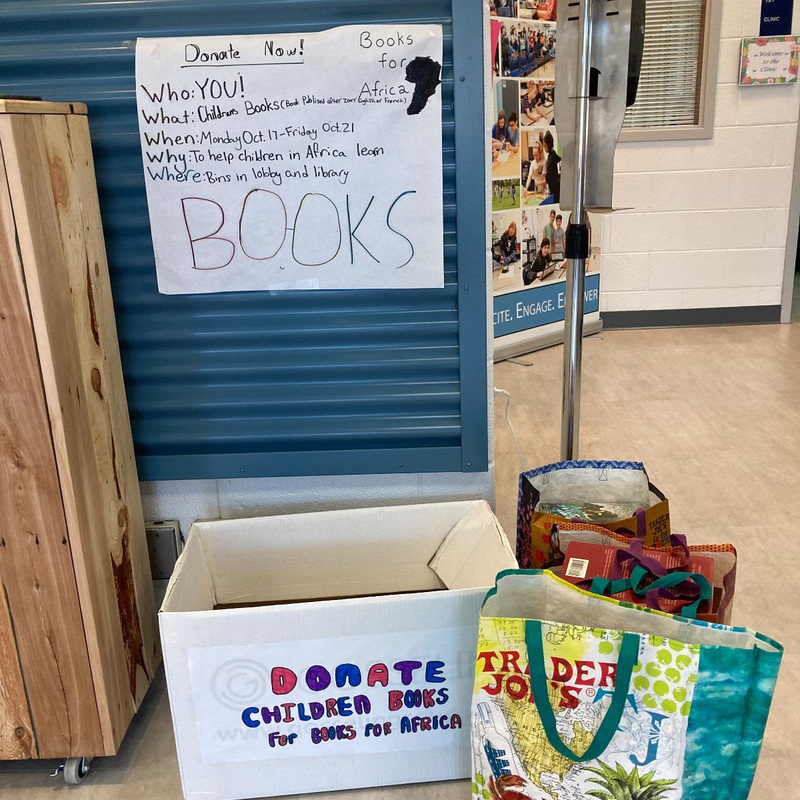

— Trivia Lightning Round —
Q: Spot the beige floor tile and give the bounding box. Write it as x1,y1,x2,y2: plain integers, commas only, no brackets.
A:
4,322,798,798
748,756,800,800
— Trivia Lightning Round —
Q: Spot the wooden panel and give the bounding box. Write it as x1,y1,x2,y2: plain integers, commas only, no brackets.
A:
0,99,87,115
0,587,35,759
1,108,158,756
0,112,127,755
64,114,161,688
0,132,103,758
42,113,160,717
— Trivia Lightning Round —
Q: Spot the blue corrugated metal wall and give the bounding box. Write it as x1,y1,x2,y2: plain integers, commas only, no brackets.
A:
0,0,487,481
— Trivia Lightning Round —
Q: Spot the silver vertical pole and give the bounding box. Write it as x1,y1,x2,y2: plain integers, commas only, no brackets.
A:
560,0,593,461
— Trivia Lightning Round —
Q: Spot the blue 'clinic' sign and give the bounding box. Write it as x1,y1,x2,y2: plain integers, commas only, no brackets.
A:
493,272,600,337
760,0,793,35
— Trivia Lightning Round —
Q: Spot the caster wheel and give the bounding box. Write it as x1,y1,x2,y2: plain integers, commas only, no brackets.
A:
63,757,92,785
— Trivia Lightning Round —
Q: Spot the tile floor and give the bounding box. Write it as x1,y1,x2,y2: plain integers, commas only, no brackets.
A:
1,320,798,799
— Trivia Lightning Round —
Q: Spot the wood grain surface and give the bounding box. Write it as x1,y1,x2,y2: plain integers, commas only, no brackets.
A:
0,107,158,756
45,113,161,724
0,585,35,759
0,129,103,759
65,114,161,693
0,99,87,116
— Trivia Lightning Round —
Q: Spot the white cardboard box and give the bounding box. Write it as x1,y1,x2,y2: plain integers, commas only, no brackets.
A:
160,500,516,800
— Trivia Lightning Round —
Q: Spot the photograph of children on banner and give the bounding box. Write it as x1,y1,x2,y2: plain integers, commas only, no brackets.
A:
491,209,523,292
493,178,521,211
521,128,561,206
491,80,521,179
488,0,518,18
518,0,557,20
500,21,555,79
520,79,554,127
521,205,570,286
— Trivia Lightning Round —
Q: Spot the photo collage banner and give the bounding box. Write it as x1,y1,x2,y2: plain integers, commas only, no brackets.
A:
488,1,599,341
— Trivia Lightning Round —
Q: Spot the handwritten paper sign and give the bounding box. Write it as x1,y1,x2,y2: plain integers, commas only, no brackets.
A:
135,26,444,294
187,628,472,764
740,35,799,85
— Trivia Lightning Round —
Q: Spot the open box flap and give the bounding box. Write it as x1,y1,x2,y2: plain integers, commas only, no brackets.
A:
428,501,517,590
179,501,497,607
160,528,215,612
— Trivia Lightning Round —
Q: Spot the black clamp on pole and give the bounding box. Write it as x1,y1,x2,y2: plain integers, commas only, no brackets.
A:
564,222,591,260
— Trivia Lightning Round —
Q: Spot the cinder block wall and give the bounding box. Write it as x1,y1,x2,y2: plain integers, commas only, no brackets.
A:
599,0,799,313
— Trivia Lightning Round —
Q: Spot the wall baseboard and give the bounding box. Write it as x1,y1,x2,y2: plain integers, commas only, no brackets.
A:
602,305,782,329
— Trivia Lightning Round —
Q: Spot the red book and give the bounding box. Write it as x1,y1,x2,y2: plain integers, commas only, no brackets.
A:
562,540,715,616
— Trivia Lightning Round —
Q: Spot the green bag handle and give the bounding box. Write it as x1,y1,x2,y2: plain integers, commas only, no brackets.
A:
630,567,713,620
525,619,640,762
589,575,633,596
591,566,713,620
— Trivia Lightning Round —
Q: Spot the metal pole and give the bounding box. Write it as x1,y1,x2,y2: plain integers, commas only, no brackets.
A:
560,0,593,461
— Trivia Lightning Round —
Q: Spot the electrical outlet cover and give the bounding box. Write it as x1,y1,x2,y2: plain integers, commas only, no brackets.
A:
146,520,182,580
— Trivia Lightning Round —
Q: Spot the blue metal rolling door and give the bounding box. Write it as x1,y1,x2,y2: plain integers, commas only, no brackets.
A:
0,0,487,480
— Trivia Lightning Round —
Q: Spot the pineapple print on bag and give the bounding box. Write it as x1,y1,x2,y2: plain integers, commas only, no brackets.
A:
585,761,677,800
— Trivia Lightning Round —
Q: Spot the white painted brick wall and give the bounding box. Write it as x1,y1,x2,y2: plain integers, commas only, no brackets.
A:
773,124,799,165
602,0,800,312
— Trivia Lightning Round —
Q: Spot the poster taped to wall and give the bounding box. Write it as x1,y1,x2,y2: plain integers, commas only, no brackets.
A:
136,25,444,294
488,5,601,359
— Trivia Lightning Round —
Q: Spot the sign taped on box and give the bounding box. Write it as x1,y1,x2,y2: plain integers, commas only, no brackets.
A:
188,629,472,764
136,25,444,293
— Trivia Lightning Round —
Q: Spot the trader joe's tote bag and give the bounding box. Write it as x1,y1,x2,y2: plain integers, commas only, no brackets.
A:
471,570,782,800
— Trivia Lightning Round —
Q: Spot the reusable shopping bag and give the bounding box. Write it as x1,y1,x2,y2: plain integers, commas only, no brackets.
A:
471,570,782,800
535,518,737,625
517,461,671,569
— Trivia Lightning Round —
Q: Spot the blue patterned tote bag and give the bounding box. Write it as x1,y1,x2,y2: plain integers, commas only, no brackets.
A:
471,570,782,800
